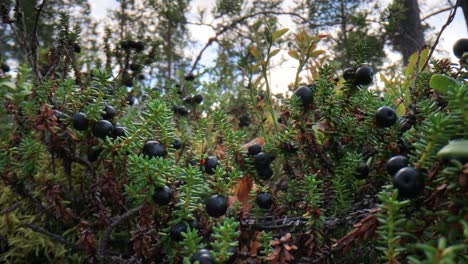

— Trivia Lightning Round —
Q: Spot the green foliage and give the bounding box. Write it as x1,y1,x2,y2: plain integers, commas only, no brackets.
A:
0,2,467,263
376,187,410,262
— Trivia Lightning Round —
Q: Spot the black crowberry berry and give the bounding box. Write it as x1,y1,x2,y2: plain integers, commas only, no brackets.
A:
256,192,273,209
354,65,373,86
1,63,10,72
142,141,165,158
248,144,262,156
293,86,313,107
343,67,355,81
204,156,219,174
72,112,89,131
113,125,126,138
385,155,409,176
392,167,424,198
453,38,468,59
191,249,214,264
87,147,102,162
170,222,187,241
375,106,397,128
184,73,195,81
102,105,116,120
53,110,64,121
257,165,273,180
73,43,81,53
173,105,189,116
239,113,250,127
153,185,173,205
129,63,141,72
126,95,135,105
254,152,271,168
172,138,182,150
93,120,114,139
193,94,203,104
120,40,131,50
205,194,228,217
132,41,145,52
355,163,369,179
0,236,10,254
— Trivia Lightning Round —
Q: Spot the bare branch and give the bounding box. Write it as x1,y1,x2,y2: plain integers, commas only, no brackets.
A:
31,0,48,82
97,205,143,263
23,223,83,253
422,0,460,70
188,10,315,73
0,202,22,215
422,7,452,21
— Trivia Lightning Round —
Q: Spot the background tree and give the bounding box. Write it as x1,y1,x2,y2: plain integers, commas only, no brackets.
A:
384,0,426,66
0,0,92,63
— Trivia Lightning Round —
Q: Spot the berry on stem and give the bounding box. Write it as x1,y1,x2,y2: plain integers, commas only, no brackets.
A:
392,167,424,198
102,105,116,120
93,120,114,139
72,112,89,131
73,43,81,53
256,192,273,209
170,222,187,241
172,138,182,150
204,156,219,174
1,63,10,72
355,163,369,179
375,106,397,128
293,86,313,107
453,38,468,59
184,73,195,81
142,141,165,158
385,155,409,176
354,65,373,86
248,144,262,156
343,67,355,81
153,185,173,205
254,152,271,168
205,194,228,217
193,94,203,104
112,125,126,138
191,249,214,264
257,166,273,180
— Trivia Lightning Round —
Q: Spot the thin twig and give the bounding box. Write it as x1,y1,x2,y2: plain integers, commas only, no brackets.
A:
189,11,315,73
422,0,460,70
421,7,452,21
31,0,47,82
23,223,83,252
0,202,22,215
97,205,143,262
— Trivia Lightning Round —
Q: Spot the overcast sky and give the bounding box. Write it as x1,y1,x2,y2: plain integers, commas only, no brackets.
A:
89,0,467,93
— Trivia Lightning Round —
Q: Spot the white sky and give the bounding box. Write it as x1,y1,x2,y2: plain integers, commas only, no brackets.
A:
89,0,467,94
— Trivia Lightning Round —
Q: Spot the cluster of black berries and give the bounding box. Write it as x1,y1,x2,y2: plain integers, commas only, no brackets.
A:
120,40,145,52
386,155,424,198
71,105,126,162
343,65,374,86
247,144,274,209
248,144,274,180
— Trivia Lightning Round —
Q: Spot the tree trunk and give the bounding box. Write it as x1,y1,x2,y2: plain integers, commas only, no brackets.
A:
391,0,425,65
461,0,468,30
